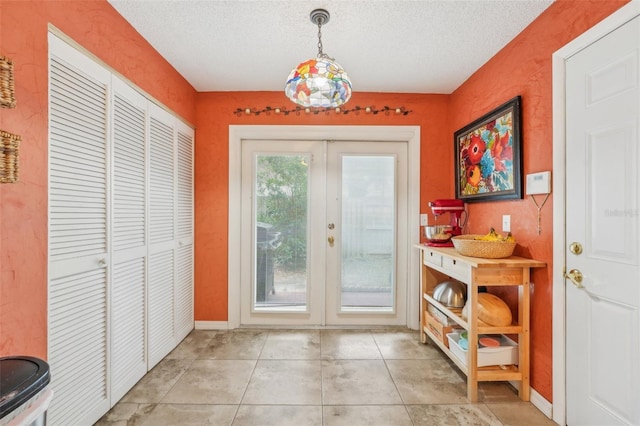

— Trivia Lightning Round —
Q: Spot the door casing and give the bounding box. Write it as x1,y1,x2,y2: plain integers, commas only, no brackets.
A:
228,125,421,330
552,2,640,424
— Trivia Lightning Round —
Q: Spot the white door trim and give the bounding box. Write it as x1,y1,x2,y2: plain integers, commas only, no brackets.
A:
228,125,421,330
552,3,640,424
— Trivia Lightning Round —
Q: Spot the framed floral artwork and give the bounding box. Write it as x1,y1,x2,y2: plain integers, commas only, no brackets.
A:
454,96,522,202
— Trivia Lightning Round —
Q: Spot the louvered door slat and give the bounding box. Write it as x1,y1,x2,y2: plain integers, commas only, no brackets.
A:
50,160,106,179
49,181,106,196
49,132,106,157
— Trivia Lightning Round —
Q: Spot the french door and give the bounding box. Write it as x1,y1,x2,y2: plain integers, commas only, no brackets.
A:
240,139,408,326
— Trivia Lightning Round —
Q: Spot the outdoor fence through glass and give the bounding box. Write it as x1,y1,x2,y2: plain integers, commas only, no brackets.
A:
255,222,281,303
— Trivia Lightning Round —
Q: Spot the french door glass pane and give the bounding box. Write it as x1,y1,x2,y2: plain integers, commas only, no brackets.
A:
254,154,309,311
341,155,395,311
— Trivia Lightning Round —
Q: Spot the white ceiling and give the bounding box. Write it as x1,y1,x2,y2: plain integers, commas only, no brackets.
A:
107,0,554,94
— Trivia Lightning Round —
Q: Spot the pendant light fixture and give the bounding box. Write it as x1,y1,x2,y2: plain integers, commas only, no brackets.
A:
284,9,352,108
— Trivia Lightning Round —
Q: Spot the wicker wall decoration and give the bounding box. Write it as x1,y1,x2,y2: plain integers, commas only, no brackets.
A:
0,56,16,108
1,130,20,183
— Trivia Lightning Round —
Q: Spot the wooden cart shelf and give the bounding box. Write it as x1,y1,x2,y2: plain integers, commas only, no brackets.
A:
416,244,545,402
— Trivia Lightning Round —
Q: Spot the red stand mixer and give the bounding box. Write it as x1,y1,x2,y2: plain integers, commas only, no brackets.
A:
424,199,468,247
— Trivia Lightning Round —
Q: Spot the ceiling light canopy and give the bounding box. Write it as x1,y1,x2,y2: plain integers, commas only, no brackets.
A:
284,9,352,108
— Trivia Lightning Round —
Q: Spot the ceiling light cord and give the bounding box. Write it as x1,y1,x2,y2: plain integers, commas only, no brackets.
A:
317,16,326,59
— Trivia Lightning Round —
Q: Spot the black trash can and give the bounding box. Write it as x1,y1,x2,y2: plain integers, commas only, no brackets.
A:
256,222,281,302
0,356,52,426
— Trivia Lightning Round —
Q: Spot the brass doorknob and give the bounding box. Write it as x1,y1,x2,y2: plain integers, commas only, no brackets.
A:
564,269,584,288
328,236,335,247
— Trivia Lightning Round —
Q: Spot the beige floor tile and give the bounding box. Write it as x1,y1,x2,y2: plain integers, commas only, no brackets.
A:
407,404,502,426
487,402,557,425
162,359,256,404
165,329,218,359
99,328,555,426
138,404,237,426
120,358,193,403
233,405,322,426
386,359,468,404
372,330,442,359
323,405,414,426
242,360,322,405
199,329,268,359
320,330,382,359
260,330,321,359
477,382,522,403
93,402,154,426
322,359,403,405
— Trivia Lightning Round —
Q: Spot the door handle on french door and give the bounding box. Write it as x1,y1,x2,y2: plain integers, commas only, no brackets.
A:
569,242,583,255
564,268,584,288
328,236,335,247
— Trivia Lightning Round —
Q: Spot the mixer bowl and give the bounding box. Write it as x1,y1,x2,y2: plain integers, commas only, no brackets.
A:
433,280,467,308
424,225,453,243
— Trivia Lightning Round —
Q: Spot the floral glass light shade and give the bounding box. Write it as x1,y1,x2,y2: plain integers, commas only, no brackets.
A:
284,9,352,108
284,56,352,108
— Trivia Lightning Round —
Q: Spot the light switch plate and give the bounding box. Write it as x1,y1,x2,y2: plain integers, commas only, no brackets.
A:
526,171,551,195
502,215,511,232
420,214,428,226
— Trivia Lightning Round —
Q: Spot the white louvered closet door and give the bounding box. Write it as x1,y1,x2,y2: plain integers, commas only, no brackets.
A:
48,35,111,426
49,32,195,424
110,77,148,402
175,124,194,341
148,104,177,367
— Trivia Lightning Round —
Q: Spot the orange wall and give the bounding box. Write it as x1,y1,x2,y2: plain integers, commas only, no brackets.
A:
449,0,628,401
0,0,196,358
0,0,628,406
194,92,451,320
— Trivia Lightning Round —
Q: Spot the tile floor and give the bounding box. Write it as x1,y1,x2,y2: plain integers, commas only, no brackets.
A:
95,328,557,426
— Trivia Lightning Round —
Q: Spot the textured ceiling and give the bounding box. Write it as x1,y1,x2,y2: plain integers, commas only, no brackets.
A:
107,0,554,94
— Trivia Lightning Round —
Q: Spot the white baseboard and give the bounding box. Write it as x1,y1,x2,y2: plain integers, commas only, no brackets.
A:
195,320,229,330
530,387,553,420
508,382,554,421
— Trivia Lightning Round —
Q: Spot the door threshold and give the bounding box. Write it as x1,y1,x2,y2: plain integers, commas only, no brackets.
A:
238,324,413,330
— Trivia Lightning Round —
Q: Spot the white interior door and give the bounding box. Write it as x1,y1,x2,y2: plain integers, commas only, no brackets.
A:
565,15,640,425
240,139,407,326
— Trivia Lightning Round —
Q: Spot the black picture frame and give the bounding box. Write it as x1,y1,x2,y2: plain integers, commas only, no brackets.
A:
454,96,522,202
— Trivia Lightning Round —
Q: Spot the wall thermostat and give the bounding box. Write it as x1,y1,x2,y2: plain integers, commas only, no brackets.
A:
526,171,551,195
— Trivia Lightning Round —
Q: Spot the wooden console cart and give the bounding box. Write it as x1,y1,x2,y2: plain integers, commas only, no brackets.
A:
416,245,545,402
